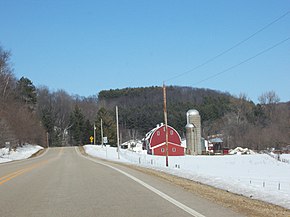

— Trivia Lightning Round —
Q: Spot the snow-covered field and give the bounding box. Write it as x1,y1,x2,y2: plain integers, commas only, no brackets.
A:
84,144,290,209
0,145,44,163
2,143,289,209
279,154,290,163
283,154,290,160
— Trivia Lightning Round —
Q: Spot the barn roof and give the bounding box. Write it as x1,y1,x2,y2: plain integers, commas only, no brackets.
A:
144,123,173,141
144,126,159,141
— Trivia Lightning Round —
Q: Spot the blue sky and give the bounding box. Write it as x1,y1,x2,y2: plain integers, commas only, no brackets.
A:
1,0,289,102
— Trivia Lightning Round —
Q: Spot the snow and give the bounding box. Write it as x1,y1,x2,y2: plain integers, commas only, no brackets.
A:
0,144,44,163
229,147,256,155
84,144,290,209
268,152,290,164
83,145,130,163
282,154,290,160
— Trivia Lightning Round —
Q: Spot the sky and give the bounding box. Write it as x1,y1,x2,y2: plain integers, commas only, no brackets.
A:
0,0,289,102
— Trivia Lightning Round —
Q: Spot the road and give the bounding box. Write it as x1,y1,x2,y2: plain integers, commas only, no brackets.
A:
0,147,245,217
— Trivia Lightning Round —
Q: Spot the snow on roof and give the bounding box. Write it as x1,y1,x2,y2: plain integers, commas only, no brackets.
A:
145,127,157,141
181,139,186,148
209,138,223,143
144,123,165,141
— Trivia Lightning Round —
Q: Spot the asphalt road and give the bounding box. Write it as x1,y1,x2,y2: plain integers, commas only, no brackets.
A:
0,147,245,217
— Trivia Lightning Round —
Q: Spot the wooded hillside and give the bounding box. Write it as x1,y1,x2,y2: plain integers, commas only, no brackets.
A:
98,86,233,137
0,47,46,149
1,45,289,150
98,87,290,150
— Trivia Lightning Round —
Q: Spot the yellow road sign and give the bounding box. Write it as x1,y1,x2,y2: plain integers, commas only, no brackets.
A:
90,136,94,143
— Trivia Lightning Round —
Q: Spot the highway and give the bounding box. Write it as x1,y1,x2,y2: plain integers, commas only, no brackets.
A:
0,147,245,217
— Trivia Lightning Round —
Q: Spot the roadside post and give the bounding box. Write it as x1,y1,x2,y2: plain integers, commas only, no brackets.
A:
116,106,120,159
104,137,108,158
93,123,96,145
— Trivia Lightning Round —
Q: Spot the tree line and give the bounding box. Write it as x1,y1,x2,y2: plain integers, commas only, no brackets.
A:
1,45,289,150
97,86,290,151
0,46,100,148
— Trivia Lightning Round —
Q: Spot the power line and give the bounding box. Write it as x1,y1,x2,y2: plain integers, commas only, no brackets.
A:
165,10,290,82
193,36,290,85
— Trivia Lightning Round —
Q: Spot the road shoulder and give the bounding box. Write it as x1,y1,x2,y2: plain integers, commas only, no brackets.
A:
79,146,290,217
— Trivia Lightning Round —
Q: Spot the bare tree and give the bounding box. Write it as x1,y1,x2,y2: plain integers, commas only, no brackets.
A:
36,87,75,146
258,91,280,120
231,93,253,125
0,47,16,102
75,95,98,122
53,90,74,129
258,91,280,105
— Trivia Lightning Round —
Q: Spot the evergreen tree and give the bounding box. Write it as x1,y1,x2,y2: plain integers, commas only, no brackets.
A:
16,77,37,106
41,107,57,146
83,119,93,144
95,107,116,146
69,106,85,145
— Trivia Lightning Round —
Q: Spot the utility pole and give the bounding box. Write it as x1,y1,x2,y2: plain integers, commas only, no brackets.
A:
101,118,104,147
116,106,120,159
93,123,96,145
46,132,49,148
163,82,169,167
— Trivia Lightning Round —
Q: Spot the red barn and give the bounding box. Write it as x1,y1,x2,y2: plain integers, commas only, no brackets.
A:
143,124,184,156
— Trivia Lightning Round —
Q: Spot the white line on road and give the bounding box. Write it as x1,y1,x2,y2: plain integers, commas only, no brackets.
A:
75,147,206,217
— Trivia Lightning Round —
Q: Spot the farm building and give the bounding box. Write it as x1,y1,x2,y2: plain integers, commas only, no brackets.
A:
143,124,185,156
185,109,202,155
208,136,226,154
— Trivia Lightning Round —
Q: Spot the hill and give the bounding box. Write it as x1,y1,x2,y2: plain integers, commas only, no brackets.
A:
1,44,288,150
98,86,232,138
98,86,233,136
97,86,289,150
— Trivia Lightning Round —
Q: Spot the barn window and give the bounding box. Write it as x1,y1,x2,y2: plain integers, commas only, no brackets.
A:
170,130,173,135
157,131,160,136
161,148,165,153
172,148,176,152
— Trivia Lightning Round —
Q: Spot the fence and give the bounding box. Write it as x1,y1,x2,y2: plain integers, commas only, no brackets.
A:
264,151,290,164
121,149,289,190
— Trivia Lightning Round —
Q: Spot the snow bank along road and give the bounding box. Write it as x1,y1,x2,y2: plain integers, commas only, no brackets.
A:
0,147,246,217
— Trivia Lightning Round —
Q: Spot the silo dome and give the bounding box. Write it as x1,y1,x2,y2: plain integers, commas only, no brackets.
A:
186,109,200,125
185,123,195,129
187,109,199,116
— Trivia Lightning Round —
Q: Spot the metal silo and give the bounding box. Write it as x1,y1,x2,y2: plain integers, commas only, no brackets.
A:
185,109,202,155
185,123,195,155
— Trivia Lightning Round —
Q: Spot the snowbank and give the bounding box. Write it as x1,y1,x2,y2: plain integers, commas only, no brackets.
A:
121,139,144,153
229,147,256,155
0,144,44,163
84,144,290,209
282,154,290,160
84,145,130,163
